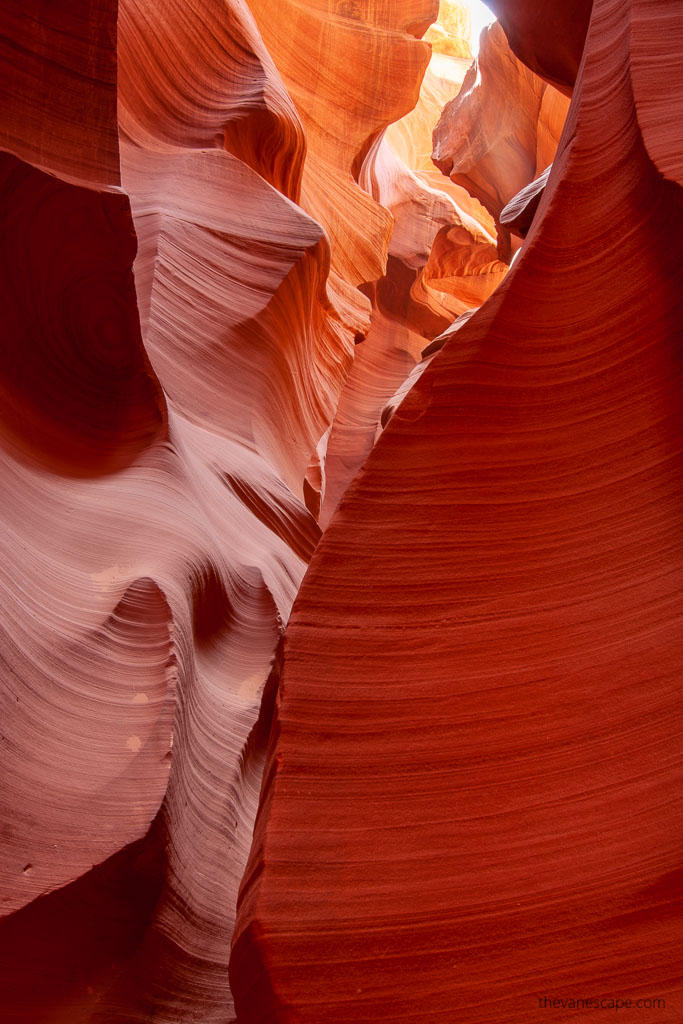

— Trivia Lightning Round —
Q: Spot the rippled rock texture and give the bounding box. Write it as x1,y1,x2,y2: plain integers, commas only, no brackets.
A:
230,0,683,1021
432,20,570,258
0,2,502,1021
2,0,681,1022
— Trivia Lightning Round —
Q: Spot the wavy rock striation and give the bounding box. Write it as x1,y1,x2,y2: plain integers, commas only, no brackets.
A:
231,0,683,1021
433,20,569,258
0,0,463,1020
3,0,682,1021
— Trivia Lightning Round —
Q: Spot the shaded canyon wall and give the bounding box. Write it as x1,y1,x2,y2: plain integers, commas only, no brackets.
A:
3,0,681,1022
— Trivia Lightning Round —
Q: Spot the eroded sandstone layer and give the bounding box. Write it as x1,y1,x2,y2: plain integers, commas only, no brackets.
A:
0,2,516,1021
1,0,681,1021
230,0,683,1021
432,20,570,258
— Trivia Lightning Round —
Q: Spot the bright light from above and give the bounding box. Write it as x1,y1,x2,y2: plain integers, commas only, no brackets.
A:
466,0,495,54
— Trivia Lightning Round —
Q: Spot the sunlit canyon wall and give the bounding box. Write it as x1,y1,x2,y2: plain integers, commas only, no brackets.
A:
0,0,681,1021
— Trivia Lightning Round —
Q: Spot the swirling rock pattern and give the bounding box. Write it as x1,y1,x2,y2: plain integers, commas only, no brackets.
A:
0,0,463,1020
322,6,508,525
231,1,683,1022
433,21,569,257
2,0,682,1021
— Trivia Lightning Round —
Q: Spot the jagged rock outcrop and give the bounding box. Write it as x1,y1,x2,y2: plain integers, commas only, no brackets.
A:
230,2,683,1022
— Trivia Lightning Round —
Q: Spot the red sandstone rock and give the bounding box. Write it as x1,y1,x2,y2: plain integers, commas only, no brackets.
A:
2,0,682,1020
322,9,507,525
0,0,120,188
0,0,442,1020
500,164,552,238
628,0,683,187
486,0,593,95
0,155,165,477
432,21,569,257
231,2,683,1022
118,0,305,200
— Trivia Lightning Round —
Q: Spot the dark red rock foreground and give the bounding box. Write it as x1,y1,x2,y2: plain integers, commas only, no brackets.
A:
1,0,681,1021
230,0,683,1020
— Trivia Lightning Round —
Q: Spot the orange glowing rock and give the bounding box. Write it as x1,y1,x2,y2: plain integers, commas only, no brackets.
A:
230,1,683,1021
322,4,507,524
2,0,682,1021
433,21,570,256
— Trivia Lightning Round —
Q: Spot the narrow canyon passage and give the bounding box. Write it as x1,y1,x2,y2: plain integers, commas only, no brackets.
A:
0,1,681,1022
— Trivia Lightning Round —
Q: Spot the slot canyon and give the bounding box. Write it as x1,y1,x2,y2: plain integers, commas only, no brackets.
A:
0,0,681,1021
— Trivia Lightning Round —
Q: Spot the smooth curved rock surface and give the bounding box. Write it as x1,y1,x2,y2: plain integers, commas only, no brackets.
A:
118,0,305,200
0,0,120,188
500,164,552,238
0,0,444,1019
231,1,683,1021
486,0,594,94
432,21,569,257
3,0,682,1020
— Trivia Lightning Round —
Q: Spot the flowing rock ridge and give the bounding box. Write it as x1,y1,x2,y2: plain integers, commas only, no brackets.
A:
230,0,683,1021
0,1,549,1021
433,20,570,259
5,0,674,1021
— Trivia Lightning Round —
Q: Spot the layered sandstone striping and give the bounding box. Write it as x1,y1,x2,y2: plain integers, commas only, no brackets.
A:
322,2,509,524
0,0,466,1020
3,0,682,1021
231,1,683,1021
433,20,569,257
